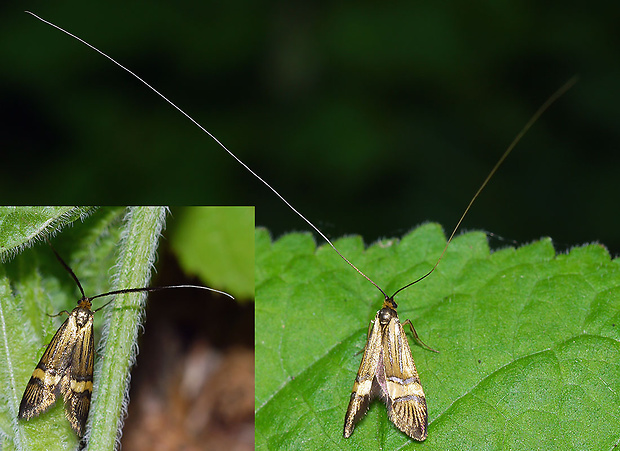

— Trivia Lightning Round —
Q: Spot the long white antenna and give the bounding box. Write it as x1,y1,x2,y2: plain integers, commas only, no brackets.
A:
26,11,384,296
27,12,576,301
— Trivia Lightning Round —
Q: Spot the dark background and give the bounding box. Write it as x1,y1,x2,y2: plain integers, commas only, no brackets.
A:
2,2,619,255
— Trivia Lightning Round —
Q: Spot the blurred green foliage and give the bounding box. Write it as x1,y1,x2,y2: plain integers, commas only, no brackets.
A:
170,206,254,299
1,2,619,254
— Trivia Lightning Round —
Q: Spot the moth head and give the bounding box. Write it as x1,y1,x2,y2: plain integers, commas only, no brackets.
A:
382,296,398,311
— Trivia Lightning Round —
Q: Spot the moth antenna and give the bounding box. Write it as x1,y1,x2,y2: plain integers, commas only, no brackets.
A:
390,76,578,300
26,11,387,299
90,284,234,304
46,238,86,299
45,236,235,306
27,12,574,302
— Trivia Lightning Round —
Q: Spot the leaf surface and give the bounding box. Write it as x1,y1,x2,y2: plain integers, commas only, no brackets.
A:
255,224,620,450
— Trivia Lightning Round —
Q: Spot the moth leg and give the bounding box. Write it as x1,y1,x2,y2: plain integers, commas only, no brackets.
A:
402,319,439,353
47,310,70,318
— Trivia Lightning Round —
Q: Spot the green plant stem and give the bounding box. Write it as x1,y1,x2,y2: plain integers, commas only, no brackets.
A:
86,207,166,450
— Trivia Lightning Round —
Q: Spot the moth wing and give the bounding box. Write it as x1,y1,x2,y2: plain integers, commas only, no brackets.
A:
19,314,76,420
382,316,427,440
343,312,383,438
61,309,94,437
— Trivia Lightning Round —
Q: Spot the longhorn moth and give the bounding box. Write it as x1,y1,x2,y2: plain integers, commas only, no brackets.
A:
18,241,233,436
26,12,575,440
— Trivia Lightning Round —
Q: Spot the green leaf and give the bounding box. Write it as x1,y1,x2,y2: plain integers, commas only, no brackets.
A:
0,206,95,261
255,224,620,450
169,206,254,300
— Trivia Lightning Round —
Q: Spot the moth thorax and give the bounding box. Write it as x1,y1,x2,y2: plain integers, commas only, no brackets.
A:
77,298,92,310
378,307,397,325
74,307,93,327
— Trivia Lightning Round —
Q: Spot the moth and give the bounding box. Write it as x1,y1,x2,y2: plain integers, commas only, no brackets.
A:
19,293,96,436
343,296,434,440
26,12,576,440
18,242,232,436
339,84,575,439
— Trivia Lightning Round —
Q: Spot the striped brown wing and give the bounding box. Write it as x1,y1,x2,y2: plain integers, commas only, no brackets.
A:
61,306,94,436
382,315,427,440
343,311,383,438
19,312,76,421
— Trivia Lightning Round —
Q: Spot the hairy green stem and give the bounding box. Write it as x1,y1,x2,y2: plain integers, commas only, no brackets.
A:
86,207,166,450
